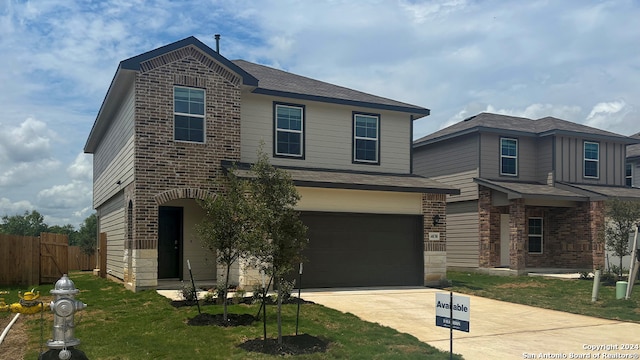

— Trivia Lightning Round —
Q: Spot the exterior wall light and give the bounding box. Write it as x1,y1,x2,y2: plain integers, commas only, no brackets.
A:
432,214,441,226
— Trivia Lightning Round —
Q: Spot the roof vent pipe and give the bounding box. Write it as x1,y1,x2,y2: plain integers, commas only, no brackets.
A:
214,34,220,53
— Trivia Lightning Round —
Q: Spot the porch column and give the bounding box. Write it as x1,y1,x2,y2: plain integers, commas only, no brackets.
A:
509,198,526,273
423,193,447,286
589,201,606,270
478,187,492,267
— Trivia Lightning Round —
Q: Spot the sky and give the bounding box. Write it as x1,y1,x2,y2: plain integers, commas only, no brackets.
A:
1,0,639,228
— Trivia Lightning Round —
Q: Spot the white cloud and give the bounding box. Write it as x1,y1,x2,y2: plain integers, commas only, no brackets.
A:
37,181,92,210
0,159,61,187
0,197,34,217
68,153,92,181
0,118,55,163
583,100,635,134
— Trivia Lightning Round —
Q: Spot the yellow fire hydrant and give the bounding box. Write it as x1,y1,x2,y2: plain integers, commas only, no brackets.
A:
0,290,50,314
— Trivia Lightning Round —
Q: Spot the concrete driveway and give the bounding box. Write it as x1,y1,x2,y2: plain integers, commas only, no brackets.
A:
300,287,640,360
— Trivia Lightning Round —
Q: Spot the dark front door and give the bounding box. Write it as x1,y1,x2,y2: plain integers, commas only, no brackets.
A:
158,207,183,279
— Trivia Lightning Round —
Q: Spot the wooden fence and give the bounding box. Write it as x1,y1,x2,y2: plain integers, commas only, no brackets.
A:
0,233,96,286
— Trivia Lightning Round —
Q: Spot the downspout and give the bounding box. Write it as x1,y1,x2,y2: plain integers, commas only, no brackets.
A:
410,115,414,174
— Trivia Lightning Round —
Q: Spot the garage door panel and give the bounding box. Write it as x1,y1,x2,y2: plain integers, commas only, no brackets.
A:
299,212,422,288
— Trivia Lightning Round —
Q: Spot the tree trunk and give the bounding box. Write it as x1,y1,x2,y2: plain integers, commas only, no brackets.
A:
619,256,624,280
277,278,283,345
224,263,231,321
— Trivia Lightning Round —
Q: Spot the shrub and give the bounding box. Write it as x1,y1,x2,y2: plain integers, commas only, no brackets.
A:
179,282,198,302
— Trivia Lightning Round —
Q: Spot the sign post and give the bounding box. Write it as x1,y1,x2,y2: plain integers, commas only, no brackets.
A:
436,292,470,359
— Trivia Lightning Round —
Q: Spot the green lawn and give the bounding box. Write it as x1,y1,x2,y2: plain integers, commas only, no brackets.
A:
1,272,459,360
447,271,640,322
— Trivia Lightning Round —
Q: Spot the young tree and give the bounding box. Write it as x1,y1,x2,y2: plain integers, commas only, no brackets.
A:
249,151,308,344
196,169,256,321
605,198,640,279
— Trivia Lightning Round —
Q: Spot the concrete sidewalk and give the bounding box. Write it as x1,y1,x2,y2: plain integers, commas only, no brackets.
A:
300,287,640,360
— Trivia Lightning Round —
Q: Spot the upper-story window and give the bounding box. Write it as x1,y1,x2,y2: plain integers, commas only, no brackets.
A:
174,87,205,143
584,141,599,178
353,113,380,164
626,163,633,187
500,138,518,176
274,103,304,158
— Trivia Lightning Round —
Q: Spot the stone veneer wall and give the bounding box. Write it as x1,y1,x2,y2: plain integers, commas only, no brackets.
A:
129,46,242,290
509,198,527,272
589,201,606,270
423,193,447,285
478,186,504,267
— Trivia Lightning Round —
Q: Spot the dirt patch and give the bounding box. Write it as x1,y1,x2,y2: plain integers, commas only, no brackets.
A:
495,282,547,289
0,314,29,360
238,334,329,356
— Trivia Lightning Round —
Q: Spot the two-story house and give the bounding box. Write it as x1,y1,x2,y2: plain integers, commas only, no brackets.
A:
84,36,458,291
627,133,640,188
413,112,640,274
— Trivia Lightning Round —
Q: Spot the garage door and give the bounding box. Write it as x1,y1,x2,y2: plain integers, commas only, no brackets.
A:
298,212,423,288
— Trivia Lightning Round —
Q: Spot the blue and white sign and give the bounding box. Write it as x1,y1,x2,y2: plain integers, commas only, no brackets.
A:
435,293,470,332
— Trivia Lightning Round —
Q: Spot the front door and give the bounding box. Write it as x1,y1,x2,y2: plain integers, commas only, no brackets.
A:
500,214,510,267
158,207,182,279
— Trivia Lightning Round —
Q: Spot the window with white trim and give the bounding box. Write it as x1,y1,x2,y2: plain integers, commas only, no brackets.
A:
174,87,205,143
626,163,633,187
353,113,379,164
528,217,543,254
500,137,518,176
274,104,304,158
584,141,599,178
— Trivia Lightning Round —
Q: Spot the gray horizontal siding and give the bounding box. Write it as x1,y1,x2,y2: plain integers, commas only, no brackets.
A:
537,136,554,184
431,170,478,202
97,191,125,280
413,134,478,201
93,84,135,208
446,201,479,268
413,134,478,177
479,133,537,181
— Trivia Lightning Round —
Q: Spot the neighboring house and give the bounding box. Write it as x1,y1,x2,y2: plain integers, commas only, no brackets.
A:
413,113,640,274
84,36,458,291
627,133,640,188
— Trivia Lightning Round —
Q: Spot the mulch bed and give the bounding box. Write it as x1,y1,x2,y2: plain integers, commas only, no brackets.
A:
238,334,329,356
176,296,329,355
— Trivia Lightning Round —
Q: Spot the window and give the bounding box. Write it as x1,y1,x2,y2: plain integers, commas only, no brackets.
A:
626,163,633,187
174,87,205,142
500,138,518,176
528,218,543,254
584,141,599,178
353,113,379,164
274,104,304,158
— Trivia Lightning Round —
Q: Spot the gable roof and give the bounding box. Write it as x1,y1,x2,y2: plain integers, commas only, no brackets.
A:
414,112,639,148
120,36,258,86
85,36,431,153
628,132,640,159
232,60,430,117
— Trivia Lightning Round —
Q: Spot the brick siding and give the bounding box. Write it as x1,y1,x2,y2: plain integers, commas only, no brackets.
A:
131,49,242,251
478,186,604,270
